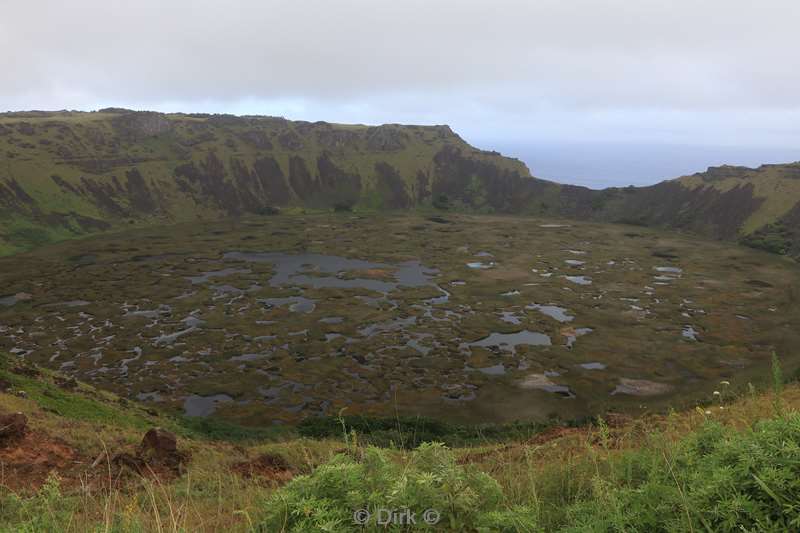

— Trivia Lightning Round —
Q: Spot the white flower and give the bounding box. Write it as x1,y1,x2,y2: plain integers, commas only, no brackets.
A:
704,410,712,415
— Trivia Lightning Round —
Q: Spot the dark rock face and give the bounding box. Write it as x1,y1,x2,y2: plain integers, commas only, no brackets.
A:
80,176,127,216
2,179,36,208
111,112,173,140
366,125,409,151
288,156,316,200
50,175,79,195
229,158,265,212
586,182,765,240
374,162,411,209
278,129,304,150
253,156,291,205
66,156,160,175
415,171,431,204
431,144,546,212
125,168,158,213
238,130,273,150
175,152,242,214
316,128,360,150
316,153,361,208
44,212,111,232
15,122,35,136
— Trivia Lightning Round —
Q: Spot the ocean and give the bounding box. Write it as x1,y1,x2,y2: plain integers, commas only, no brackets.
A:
482,141,800,190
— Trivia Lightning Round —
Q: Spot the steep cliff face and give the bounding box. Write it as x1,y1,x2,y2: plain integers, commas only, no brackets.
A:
0,110,534,254
560,163,800,257
1,109,798,259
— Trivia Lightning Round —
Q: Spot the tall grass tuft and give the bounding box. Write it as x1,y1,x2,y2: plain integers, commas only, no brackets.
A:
772,351,784,417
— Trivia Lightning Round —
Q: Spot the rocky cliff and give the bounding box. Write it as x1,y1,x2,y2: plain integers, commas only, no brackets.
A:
552,163,800,257
0,109,538,254
1,109,799,258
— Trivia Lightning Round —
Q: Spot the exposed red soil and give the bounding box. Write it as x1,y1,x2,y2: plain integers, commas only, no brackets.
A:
525,426,585,446
0,429,87,491
457,415,637,465
231,453,294,484
0,424,188,493
456,444,514,465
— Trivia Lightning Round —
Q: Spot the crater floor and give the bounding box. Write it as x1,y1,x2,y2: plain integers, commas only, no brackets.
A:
1,213,798,425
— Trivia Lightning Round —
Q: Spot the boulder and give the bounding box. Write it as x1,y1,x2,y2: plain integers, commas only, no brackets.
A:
0,412,27,441
139,427,177,459
112,427,186,477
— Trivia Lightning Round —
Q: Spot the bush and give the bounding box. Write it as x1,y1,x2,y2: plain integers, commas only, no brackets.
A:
256,443,516,532
432,194,450,210
255,206,280,216
0,475,76,532
740,222,792,255
565,414,800,532
333,202,354,213
6,227,52,248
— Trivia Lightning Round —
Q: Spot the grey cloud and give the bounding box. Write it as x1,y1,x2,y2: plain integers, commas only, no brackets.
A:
4,0,800,107
2,0,799,181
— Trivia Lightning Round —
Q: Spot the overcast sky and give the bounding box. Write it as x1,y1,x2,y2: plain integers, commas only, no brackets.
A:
3,0,799,186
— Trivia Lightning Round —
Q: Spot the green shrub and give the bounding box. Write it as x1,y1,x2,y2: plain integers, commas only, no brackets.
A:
177,414,286,442
6,227,52,248
297,415,552,448
432,194,450,210
256,206,280,215
257,443,512,531
333,202,354,213
740,223,791,255
0,475,75,532
564,414,800,532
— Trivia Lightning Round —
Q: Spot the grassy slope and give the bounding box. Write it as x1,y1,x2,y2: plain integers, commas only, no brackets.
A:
2,349,799,531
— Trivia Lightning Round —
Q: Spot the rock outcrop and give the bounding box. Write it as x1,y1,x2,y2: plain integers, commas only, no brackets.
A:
0,412,27,442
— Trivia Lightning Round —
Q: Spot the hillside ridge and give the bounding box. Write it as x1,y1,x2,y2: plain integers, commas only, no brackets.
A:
1,109,799,258
0,109,540,254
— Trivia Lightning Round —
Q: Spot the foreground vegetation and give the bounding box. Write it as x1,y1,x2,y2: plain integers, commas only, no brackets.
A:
1,349,799,531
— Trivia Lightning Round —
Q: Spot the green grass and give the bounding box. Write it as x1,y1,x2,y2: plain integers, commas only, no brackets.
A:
0,353,290,443
297,414,575,448
258,412,800,532
2,349,800,531
0,359,155,431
